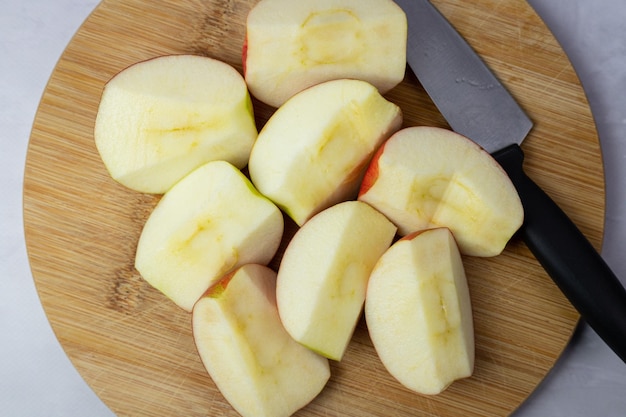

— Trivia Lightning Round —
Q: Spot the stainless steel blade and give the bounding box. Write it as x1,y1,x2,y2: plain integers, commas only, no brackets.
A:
394,0,533,153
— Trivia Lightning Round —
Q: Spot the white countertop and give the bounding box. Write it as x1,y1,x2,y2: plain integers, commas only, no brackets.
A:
2,0,626,415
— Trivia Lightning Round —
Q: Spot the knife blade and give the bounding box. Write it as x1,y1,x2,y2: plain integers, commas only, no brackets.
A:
395,0,626,363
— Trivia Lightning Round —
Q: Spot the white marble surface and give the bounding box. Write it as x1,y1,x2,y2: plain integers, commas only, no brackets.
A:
2,0,626,415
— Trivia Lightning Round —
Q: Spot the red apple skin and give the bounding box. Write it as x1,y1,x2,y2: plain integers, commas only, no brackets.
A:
398,229,428,242
358,140,386,196
242,35,248,76
399,227,460,245
204,269,238,299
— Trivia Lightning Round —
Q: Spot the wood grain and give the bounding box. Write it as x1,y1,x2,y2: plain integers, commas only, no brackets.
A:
23,0,604,416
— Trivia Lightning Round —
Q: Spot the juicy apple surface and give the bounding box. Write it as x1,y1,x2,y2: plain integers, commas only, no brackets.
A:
249,78,402,226
359,126,523,257
276,201,397,361
244,0,407,107
365,228,475,395
135,161,283,311
193,264,330,417
95,55,257,194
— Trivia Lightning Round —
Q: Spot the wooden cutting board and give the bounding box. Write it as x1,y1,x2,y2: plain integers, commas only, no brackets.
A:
23,0,605,416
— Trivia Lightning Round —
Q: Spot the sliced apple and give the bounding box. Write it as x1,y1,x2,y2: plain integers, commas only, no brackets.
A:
134,161,283,311
94,54,257,194
192,264,330,417
365,227,474,395
358,126,524,257
248,79,402,226
276,200,397,361
243,0,407,108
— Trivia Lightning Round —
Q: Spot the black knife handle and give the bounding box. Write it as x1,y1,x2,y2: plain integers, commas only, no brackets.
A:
493,144,626,363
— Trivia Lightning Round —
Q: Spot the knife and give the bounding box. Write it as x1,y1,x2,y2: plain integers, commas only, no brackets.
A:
394,0,626,363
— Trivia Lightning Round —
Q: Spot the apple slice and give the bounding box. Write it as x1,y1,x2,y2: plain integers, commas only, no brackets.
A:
365,227,474,395
135,161,283,312
248,79,402,226
243,0,407,108
358,126,524,257
94,54,257,194
193,264,330,417
276,200,397,361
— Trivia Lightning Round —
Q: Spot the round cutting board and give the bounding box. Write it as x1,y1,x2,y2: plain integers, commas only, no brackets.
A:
23,0,605,416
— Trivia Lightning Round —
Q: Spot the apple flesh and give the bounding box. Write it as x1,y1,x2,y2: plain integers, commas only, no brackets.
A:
134,161,284,312
193,264,330,417
276,201,397,361
358,126,524,257
243,0,407,107
365,227,474,395
94,55,257,194
248,79,402,226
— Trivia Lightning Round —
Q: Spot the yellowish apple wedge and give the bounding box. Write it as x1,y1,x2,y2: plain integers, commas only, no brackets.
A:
276,201,397,361
248,79,402,226
192,264,330,417
365,228,474,395
135,161,283,311
243,0,407,107
358,126,523,256
95,55,257,194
